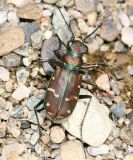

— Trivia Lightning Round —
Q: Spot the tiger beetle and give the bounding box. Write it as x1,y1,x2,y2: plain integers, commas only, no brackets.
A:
33,9,103,136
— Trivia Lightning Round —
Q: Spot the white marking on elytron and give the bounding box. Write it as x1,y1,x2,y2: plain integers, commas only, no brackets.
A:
65,96,78,101
52,77,55,80
78,85,80,88
65,98,70,101
67,110,71,114
48,88,59,98
46,103,50,106
74,96,78,100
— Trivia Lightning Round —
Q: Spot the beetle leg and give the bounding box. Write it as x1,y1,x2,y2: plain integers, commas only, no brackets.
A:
33,99,44,136
53,50,64,61
54,34,67,48
80,63,106,69
41,58,64,69
79,95,92,143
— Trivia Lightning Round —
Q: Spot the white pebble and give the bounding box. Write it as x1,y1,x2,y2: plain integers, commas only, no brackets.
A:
96,74,110,92
12,85,30,101
8,11,19,24
0,67,10,81
44,30,52,40
87,144,109,156
50,126,65,143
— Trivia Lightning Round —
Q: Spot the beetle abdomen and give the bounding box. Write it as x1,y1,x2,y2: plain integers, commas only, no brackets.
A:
45,68,82,119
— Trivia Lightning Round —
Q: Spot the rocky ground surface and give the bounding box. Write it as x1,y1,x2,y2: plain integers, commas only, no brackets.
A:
0,0,133,160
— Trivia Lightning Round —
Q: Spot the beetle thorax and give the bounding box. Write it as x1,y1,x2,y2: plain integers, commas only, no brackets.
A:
63,39,88,70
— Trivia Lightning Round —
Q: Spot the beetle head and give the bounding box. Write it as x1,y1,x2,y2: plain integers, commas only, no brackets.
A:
67,37,88,58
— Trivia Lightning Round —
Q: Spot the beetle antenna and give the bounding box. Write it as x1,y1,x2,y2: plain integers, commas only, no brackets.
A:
58,8,75,38
83,23,102,42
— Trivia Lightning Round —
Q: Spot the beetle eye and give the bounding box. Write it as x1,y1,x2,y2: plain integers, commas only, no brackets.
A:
81,44,88,53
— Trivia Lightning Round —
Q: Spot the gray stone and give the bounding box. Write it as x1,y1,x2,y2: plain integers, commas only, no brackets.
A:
2,53,21,68
26,95,44,111
31,31,43,49
16,67,29,85
11,105,24,118
110,79,120,95
100,20,118,41
41,36,60,75
114,70,126,80
20,22,40,44
52,8,72,45
28,111,44,125
111,101,125,118
114,41,125,52
14,42,29,56
101,97,112,106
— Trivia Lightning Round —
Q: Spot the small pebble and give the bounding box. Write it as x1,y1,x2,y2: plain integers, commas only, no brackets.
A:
114,70,126,80
111,101,125,118
23,57,31,66
43,0,58,4
12,85,30,101
96,74,110,92
20,21,40,44
30,132,40,145
127,65,133,75
0,8,8,24
87,11,97,26
78,19,89,33
31,30,43,49
0,67,10,81
114,41,125,52
17,3,43,20
16,67,29,85
2,53,21,68
50,126,65,143
123,154,133,160
60,140,85,160
100,20,118,42
7,0,29,7
14,43,29,57
0,25,25,56
8,11,19,24
87,145,109,156
44,30,52,40
2,142,26,160
121,27,133,46
119,11,130,27
100,44,109,52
